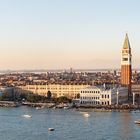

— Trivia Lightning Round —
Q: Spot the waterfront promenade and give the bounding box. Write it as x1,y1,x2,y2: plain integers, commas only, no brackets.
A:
1,101,140,112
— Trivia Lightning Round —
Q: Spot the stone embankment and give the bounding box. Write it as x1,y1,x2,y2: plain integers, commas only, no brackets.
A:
0,101,19,107
22,102,55,108
77,104,140,111
1,101,140,111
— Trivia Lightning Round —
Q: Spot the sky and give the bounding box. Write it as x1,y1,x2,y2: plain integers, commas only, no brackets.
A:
0,0,140,70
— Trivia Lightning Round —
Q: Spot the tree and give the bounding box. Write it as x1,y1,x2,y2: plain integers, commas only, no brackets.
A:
47,91,52,100
76,93,80,99
57,96,71,103
27,95,42,103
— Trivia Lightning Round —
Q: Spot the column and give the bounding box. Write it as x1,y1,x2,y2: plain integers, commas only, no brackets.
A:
133,92,135,105
116,90,119,105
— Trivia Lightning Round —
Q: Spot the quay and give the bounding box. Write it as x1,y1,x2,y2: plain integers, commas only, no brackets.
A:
0,101,19,107
22,102,55,108
1,101,140,112
77,104,140,111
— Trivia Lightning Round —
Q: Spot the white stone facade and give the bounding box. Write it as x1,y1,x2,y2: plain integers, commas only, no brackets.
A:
80,86,128,106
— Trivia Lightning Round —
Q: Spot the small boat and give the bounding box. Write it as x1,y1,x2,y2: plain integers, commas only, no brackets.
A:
48,128,55,131
84,113,90,117
22,114,32,118
134,120,140,124
36,107,41,110
64,106,69,109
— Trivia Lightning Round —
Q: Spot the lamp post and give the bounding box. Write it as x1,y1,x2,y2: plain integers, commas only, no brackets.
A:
116,90,119,105
133,92,135,105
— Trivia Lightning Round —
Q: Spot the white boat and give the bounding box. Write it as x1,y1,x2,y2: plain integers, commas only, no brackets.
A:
84,113,90,117
22,114,32,118
36,107,41,110
64,106,69,109
48,128,55,131
134,120,140,124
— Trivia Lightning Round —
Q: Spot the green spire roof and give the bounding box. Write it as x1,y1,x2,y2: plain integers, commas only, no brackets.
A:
123,33,131,49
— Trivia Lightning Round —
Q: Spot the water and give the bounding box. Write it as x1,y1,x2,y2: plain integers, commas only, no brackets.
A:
0,107,139,140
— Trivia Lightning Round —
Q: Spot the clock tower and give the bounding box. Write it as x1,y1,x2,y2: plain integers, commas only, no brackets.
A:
121,33,132,97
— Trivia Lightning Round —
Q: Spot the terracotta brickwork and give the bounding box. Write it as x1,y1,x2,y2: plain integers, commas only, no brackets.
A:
121,65,131,85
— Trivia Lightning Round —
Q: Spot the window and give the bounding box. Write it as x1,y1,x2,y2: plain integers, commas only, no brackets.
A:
123,58,128,61
108,101,109,105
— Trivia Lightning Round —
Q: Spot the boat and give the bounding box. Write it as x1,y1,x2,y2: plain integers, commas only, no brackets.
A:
36,107,41,110
48,128,55,131
64,106,69,109
134,120,140,124
84,113,90,117
22,114,32,118
56,104,64,108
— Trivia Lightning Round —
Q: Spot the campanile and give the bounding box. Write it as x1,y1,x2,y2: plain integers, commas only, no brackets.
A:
121,33,132,97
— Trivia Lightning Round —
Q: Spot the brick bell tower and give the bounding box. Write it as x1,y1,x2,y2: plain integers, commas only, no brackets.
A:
121,33,132,98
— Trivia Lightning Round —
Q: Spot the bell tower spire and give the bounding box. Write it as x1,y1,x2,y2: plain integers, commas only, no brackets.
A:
123,33,131,49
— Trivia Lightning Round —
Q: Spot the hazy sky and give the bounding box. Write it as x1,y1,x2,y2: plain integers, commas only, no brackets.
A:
0,0,140,70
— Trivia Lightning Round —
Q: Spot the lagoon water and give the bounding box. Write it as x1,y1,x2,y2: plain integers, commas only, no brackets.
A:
0,106,140,140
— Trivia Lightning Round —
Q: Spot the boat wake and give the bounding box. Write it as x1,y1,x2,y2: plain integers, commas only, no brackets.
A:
22,114,32,118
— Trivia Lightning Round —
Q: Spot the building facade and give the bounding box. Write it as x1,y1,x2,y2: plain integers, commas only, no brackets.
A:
80,86,128,106
15,84,90,99
121,33,132,96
